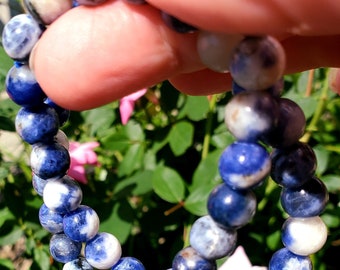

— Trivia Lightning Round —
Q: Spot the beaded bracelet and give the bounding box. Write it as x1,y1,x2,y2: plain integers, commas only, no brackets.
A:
1,1,329,270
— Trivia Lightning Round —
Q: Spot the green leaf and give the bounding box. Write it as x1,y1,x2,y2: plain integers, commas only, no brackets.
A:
321,174,340,192
118,143,144,176
179,95,209,121
168,121,194,156
114,170,153,196
100,131,130,152
152,165,185,203
34,246,51,270
0,208,14,228
81,106,116,136
184,184,215,216
0,259,14,270
313,145,330,176
0,116,15,131
0,226,23,246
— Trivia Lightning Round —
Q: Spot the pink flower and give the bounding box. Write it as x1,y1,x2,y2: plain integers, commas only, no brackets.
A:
119,89,147,125
67,141,99,184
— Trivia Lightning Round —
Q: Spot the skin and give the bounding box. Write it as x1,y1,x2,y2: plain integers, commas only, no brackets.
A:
31,0,340,110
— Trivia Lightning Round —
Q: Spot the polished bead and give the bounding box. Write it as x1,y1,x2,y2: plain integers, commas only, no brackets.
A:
50,233,82,263
172,246,217,270
54,130,70,150
2,14,43,60
76,0,109,5
207,184,256,229
32,173,48,196
281,216,328,256
225,91,279,141
30,142,70,179
229,36,285,90
123,0,146,4
85,232,122,269
271,142,317,188
63,205,99,242
39,203,64,234
219,142,271,189
43,176,82,213
111,257,145,270
23,0,73,25
281,176,328,217
44,97,70,126
6,63,46,107
63,257,94,270
189,215,237,260
197,32,243,73
269,248,312,270
161,12,197,33
15,105,59,144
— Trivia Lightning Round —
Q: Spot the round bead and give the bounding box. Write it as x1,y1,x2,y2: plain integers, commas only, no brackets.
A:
44,97,70,126
43,176,82,213
63,257,94,270
161,12,197,33
281,216,328,256
63,205,100,242
76,0,109,5
269,248,312,270
111,257,145,270
225,91,279,141
229,36,285,90
2,14,43,60
23,0,73,25
189,215,237,260
32,173,48,196
49,233,82,263
281,176,328,217
16,105,59,144
207,184,257,229
197,32,244,73
172,246,217,270
54,130,70,150
6,63,46,107
39,203,64,234
271,142,317,188
30,142,70,179
219,142,271,189
85,232,122,269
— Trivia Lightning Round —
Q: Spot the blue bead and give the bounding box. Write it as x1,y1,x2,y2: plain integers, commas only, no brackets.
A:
63,205,99,242
111,257,145,270
269,248,312,270
189,215,237,260
30,142,70,179
32,173,47,196
44,97,70,126
281,176,328,217
43,176,82,214
161,12,197,33
15,105,59,144
6,64,46,107
172,246,217,270
39,203,64,234
219,142,271,189
207,184,256,229
50,233,82,263
2,14,43,60
76,0,109,5
63,257,94,270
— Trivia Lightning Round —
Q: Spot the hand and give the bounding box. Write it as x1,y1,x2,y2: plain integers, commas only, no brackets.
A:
31,0,340,110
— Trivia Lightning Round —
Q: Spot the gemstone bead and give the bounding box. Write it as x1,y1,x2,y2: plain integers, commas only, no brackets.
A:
224,91,279,141
85,232,122,269
269,248,312,270
50,233,82,263
23,0,73,25
76,0,109,5
229,36,285,90
281,216,328,256
172,246,217,270
6,63,46,107
43,176,82,213
30,142,70,179
2,14,43,60
271,142,317,188
280,176,328,217
55,130,70,150
39,203,64,234
161,12,197,33
63,205,100,242
111,257,145,270
32,173,48,196
63,257,94,270
123,0,146,4
189,215,237,260
219,142,271,189
197,32,244,73
207,184,257,229
44,98,70,126
15,105,59,144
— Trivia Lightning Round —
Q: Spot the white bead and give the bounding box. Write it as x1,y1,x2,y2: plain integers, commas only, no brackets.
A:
54,130,69,149
197,31,244,73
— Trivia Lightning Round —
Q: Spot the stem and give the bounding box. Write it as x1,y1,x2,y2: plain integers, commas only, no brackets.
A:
164,201,184,216
305,69,315,97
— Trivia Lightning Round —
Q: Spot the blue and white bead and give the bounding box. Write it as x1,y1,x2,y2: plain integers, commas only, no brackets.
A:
85,232,122,269
32,173,48,196
269,248,312,270
111,257,146,270
2,14,43,60
281,216,328,256
44,98,70,127
189,215,237,260
39,203,64,234
49,233,82,263
63,205,100,242
43,176,82,213
63,257,93,270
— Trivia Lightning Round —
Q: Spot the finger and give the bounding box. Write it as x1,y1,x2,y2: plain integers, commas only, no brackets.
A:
147,0,340,36
32,0,203,110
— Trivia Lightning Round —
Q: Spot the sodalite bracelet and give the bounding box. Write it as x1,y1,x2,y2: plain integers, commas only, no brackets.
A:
1,1,330,270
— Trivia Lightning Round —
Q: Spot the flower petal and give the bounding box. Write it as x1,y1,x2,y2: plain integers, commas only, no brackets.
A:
67,165,88,184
